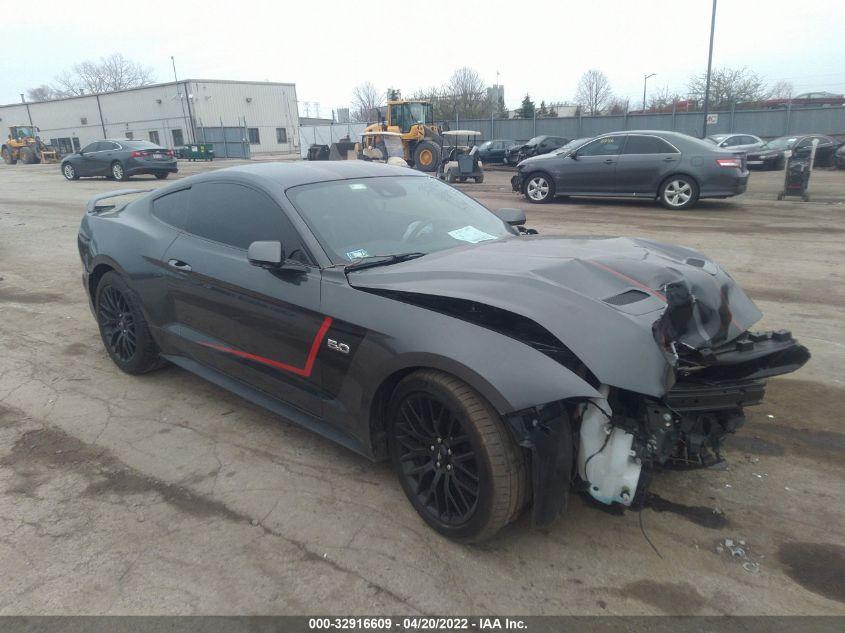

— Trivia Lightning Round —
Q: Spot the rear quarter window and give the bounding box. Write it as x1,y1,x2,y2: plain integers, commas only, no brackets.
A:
151,189,190,230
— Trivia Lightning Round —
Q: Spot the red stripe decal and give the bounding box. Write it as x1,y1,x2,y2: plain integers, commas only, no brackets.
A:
198,316,333,378
587,260,667,302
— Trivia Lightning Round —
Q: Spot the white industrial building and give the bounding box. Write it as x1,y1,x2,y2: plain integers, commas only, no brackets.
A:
0,79,299,158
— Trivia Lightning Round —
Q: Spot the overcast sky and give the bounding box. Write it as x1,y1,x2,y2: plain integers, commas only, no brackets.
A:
3,0,844,114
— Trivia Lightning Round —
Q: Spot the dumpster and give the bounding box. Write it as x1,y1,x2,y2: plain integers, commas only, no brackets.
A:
178,143,215,161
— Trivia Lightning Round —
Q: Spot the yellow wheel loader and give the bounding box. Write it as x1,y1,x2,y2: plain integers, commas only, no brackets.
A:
362,100,442,172
1,126,59,165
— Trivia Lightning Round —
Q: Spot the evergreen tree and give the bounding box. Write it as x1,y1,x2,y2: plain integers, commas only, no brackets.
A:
518,94,535,119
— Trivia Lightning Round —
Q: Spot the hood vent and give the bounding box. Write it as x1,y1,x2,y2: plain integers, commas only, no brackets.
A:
604,289,650,306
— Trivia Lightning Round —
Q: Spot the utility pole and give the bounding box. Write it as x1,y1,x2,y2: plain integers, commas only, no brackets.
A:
171,56,192,144
642,73,656,111
701,0,717,138
20,93,33,127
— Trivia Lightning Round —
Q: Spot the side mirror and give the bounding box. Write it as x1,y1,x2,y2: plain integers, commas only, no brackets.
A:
494,207,527,227
248,241,284,269
569,152,578,160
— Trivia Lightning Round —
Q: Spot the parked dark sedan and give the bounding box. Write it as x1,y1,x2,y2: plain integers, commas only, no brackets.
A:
79,161,808,541
504,135,569,165
61,139,178,181
746,134,842,170
512,130,749,209
476,139,516,164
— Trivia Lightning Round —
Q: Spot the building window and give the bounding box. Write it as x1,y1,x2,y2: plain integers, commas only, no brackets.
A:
72,137,81,152
149,131,160,145
248,128,260,144
125,131,134,140
276,128,287,144
172,129,184,146
80,117,87,125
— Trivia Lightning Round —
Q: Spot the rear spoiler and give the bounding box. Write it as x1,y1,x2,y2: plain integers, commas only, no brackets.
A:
86,188,153,214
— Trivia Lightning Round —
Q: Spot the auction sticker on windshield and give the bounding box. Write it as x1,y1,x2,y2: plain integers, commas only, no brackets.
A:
346,248,369,260
448,226,497,243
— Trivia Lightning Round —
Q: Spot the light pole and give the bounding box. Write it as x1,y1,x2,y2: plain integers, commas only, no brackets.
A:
642,73,656,111
701,0,718,138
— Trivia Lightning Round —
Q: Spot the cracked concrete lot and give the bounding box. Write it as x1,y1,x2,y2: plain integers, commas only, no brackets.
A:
0,160,843,615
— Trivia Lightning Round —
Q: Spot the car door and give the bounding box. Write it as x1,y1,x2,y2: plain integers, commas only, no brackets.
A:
163,180,325,417
92,141,120,175
614,134,681,195
553,135,627,193
76,142,102,176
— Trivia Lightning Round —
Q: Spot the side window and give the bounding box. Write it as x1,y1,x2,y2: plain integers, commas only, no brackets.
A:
81,142,99,153
152,189,190,230
578,135,626,156
721,136,739,147
104,142,120,151
623,135,678,154
186,183,310,262
742,136,758,145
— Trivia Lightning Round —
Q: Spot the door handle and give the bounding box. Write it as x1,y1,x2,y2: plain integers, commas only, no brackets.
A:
168,259,192,272
663,156,678,162
604,159,615,164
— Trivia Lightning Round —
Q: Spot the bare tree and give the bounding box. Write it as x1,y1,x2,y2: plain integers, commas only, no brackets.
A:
607,96,629,115
687,66,769,107
26,85,58,102
442,67,489,119
351,81,384,123
51,53,155,96
647,85,684,111
574,69,613,115
769,80,794,100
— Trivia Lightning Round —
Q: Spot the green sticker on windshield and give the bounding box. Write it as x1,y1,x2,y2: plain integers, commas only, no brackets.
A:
448,226,497,244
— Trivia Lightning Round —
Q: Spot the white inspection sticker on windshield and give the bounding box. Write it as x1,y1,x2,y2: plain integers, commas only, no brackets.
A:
448,225,497,244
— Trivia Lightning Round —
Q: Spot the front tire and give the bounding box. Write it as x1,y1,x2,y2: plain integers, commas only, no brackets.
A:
95,272,165,374
659,176,699,210
62,163,79,180
2,147,17,165
111,161,128,181
154,172,169,180
19,146,36,164
413,140,440,173
388,369,528,542
524,173,555,203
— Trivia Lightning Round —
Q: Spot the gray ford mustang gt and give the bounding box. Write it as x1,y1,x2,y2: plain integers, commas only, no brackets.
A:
78,161,809,542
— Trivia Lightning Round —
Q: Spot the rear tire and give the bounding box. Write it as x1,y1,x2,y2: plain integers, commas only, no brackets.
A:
2,147,17,165
474,174,484,184
388,369,528,542
524,173,555,203
111,161,128,181
155,172,169,180
413,140,440,173
659,175,699,210
95,272,165,375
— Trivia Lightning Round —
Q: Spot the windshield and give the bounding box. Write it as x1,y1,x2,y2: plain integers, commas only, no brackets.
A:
525,136,545,146
762,137,797,150
407,102,433,125
707,135,726,143
553,137,591,154
14,126,36,139
286,176,512,265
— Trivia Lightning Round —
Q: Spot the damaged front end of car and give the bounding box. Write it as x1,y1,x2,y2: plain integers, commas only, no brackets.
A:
506,277,809,524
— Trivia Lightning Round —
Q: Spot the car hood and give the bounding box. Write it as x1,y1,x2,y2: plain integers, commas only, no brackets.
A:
348,235,762,397
519,152,562,166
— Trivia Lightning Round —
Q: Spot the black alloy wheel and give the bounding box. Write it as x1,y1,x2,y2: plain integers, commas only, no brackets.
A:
97,286,137,363
394,392,480,525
